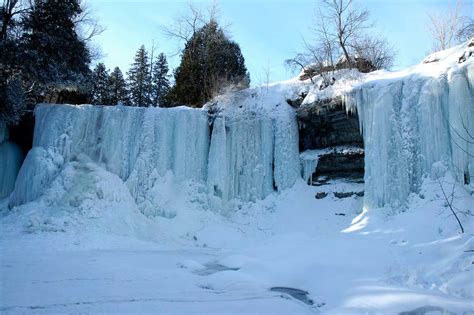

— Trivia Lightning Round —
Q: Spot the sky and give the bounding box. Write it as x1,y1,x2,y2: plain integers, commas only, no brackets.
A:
88,0,473,85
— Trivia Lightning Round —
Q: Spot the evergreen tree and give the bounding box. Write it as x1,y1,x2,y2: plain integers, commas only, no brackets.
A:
20,0,91,90
127,45,152,106
151,53,171,107
108,67,129,105
91,63,109,104
0,77,26,125
0,0,92,125
170,20,249,107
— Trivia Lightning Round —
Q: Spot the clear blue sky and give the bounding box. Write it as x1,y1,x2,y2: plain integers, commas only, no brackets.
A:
89,0,473,84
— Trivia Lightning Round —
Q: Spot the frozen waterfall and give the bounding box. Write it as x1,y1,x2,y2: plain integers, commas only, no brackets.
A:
10,91,300,214
345,57,473,209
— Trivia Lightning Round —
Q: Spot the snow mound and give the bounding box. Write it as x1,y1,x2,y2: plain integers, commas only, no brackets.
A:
5,155,158,239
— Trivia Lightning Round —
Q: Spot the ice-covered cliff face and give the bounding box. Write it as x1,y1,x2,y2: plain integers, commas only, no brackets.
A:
10,88,300,215
207,89,300,206
0,120,23,199
344,43,474,209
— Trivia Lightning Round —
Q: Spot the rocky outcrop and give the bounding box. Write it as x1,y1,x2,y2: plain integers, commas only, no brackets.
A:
297,97,362,150
311,150,364,183
297,97,364,184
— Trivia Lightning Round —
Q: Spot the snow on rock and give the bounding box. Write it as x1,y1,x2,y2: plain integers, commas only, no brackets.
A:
301,69,365,106
344,41,474,209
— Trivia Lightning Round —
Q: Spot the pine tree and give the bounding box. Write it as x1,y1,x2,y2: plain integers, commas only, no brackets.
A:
170,20,249,107
0,77,26,125
91,63,109,104
1,0,93,125
20,0,91,90
127,45,152,106
151,53,171,107
108,67,129,105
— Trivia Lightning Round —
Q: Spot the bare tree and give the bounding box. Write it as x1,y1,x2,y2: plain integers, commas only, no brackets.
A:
456,16,474,42
163,2,217,49
162,2,205,44
427,0,472,52
285,53,315,83
438,178,464,234
73,0,105,61
285,40,335,84
74,0,104,42
262,61,271,91
352,35,396,70
318,0,371,69
286,0,393,82
0,0,30,40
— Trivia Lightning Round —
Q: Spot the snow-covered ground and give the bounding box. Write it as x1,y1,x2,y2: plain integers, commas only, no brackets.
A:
1,174,473,314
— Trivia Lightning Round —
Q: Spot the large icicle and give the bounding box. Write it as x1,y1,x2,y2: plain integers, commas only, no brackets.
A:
207,88,300,208
345,45,474,209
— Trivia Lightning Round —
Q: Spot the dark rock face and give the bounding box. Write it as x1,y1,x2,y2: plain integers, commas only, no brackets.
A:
315,192,328,199
297,98,362,151
8,111,35,157
334,191,364,199
313,151,364,181
297,97,364,184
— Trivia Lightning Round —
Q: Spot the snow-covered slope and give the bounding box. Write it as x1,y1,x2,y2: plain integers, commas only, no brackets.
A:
344,42,474,209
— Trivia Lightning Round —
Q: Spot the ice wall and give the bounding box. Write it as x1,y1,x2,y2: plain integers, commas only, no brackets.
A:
10,94,300,214
206,89,300,207
0,120,23,199
345,50,473,209
11,106,209,215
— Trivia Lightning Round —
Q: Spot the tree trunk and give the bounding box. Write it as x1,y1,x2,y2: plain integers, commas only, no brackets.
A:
340,39,353,69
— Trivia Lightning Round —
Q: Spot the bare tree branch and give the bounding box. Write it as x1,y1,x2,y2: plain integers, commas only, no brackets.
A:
426,0,471,51
1,0,30,40
438,178,464,234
